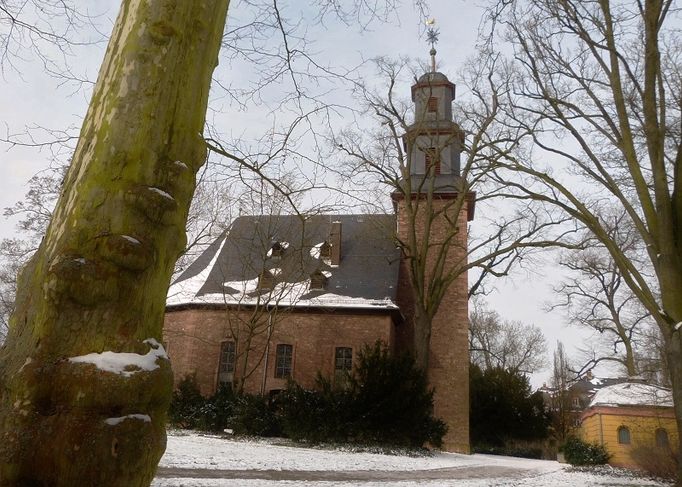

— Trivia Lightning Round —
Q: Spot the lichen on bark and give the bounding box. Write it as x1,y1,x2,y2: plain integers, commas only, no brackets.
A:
0,1,229,485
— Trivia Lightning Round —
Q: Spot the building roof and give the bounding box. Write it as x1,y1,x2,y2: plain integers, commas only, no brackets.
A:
166,214,401,311
589,382,673,408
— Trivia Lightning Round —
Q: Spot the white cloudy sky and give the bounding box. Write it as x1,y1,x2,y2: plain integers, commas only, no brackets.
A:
0,0,601,387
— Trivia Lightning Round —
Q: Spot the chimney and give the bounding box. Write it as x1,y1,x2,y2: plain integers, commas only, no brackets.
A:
330,221,342,266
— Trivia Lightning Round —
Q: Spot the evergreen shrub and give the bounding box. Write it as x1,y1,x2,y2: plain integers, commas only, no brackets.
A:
169,342,447,448
230,393,281,437
199,383,236,432
169,375,205,429
279,341,446,447
562,436,610,465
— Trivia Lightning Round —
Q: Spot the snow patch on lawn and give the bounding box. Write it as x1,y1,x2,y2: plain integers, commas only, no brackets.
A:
153,432,672,487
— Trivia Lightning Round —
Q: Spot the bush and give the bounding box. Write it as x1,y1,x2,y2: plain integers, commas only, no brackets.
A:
199,383,236,432
169,375,206,429
346,342,446,447
279,341,446,448
279,378,350,443
469,364,550,448
169,342,447,449
230,393,281,437
562,436,610,465
630,445,677,480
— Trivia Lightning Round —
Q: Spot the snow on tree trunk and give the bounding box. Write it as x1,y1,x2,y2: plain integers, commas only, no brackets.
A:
0,1,229,485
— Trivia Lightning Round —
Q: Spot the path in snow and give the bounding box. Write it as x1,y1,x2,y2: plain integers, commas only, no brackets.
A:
152,431,672,487
156,464,533,482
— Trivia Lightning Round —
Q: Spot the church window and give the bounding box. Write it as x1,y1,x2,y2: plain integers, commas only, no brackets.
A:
656,428,669,448
275,344,293,378
218,340,236,386
617,426,631,445
219,341,236,374
334,347,353,385
427,97,438,112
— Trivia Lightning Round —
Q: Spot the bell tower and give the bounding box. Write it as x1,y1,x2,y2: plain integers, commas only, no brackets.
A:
393,24,474,453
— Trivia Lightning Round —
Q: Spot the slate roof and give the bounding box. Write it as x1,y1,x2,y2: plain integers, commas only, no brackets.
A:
166,214,401,311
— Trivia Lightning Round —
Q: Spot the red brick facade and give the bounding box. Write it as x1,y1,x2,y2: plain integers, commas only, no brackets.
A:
164,307,396,396
164,195,471,454
394,194,471,453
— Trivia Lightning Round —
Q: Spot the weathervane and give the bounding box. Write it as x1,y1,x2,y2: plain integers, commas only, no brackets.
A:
426,18,439,72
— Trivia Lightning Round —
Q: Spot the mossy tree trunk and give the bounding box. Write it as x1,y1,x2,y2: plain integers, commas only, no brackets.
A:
0,1,229,485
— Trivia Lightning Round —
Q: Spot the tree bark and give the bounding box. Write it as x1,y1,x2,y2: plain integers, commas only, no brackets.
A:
0,1,229,485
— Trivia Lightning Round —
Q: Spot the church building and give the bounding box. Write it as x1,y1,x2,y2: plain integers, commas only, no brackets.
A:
164,56,474,453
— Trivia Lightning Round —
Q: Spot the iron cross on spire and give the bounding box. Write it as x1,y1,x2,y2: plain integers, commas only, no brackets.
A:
426,18,439,73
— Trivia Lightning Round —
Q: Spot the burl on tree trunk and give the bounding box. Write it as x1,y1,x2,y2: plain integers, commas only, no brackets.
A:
0,1,229,485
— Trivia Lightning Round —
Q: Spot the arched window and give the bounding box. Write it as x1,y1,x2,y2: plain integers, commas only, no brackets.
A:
617,426,631,445
656,428,669,448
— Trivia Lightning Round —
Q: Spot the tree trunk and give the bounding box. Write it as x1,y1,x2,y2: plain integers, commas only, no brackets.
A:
0,1,229,485
413,306,432,371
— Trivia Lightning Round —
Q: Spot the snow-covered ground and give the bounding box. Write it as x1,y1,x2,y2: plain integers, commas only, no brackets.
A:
152,431,673,487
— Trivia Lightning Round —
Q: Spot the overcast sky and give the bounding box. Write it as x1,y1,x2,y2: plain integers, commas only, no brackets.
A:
0,0,601,387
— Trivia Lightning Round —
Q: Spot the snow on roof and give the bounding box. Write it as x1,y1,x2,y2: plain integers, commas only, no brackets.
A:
166,215,401,311
589,382,673,408
166,234,228,307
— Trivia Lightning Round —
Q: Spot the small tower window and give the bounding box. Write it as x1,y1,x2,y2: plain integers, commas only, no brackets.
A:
424,148,441,175
310,269,328,291
427,97,438,112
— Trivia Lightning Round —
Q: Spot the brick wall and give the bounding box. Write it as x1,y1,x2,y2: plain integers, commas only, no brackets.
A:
164,307,395,396
394,193,471,453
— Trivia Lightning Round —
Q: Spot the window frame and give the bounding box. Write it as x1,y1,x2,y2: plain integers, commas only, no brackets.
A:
427,96,438,113
275,343,293,379
424,148,441,175
219,340,236,374
617,426,631,445
334,347,353,373
655,428,669,448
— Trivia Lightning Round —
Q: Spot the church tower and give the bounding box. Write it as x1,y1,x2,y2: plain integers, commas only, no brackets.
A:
393,30,474,453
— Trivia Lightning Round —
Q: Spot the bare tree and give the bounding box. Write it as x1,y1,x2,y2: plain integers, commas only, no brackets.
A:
469,298,547,375
549,341,575,442
550,218,655,378
333,55,576,370
480,1,682,477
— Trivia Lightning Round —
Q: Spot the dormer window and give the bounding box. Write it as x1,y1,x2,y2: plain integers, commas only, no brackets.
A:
427,97,438,113
258,270,275,290
319,241,332,262
309,269,328,291
269,242,284,259
267,241,289,261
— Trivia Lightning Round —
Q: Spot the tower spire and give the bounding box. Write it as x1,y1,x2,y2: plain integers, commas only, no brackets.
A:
426,19,439,73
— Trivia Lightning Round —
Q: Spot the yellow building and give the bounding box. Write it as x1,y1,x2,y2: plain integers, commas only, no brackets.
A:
580,382,677,468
